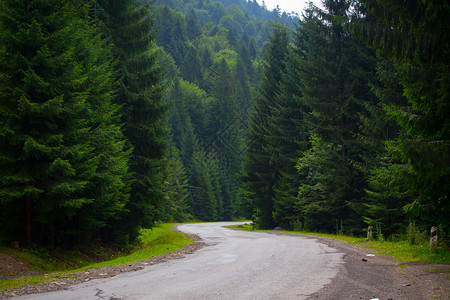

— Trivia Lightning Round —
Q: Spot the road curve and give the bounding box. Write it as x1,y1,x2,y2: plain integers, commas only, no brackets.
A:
16,222,344,300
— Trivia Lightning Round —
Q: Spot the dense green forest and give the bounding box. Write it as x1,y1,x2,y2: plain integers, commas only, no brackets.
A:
240,0,449,238
0,0,448,249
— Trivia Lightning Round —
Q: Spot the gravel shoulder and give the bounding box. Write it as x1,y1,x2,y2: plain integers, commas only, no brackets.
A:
1,228,449,299
272,232,450,300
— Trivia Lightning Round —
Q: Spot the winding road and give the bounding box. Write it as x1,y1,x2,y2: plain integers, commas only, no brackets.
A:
12,222,450,299
16,222,345,299
15,223,343,300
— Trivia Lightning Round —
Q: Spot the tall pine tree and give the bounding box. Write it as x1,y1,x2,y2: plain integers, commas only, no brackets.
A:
97,0,168,240
206,58,241,219
271,27,309,230
239,24,290,228
295,1,376,233
358,58,413,237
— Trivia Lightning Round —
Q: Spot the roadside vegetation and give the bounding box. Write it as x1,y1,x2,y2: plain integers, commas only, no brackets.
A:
228,224,450,265
0,224,191,291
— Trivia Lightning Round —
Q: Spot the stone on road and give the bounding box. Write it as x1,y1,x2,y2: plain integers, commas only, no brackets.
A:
15,222,344,300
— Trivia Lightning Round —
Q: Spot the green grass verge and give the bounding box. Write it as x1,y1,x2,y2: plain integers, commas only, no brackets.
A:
228,224,450,264
76,223,191,270
0,223,191,291
0,274,62,291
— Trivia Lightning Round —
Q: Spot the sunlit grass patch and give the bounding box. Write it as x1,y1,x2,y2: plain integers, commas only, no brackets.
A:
0,274,60,291
78,223,191,270
359,240,450,264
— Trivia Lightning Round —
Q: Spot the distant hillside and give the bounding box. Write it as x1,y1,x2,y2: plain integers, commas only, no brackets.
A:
147,0,297,222
151,0,298,52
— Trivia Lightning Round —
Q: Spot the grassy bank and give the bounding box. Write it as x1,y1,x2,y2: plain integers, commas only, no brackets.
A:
0,223,191,290
228,224,450,264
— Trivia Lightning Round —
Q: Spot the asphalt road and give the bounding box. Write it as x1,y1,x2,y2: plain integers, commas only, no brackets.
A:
16,222,345,300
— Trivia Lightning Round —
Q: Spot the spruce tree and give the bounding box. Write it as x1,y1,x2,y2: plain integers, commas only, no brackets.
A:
97,0,169,239
175,116,215,221
207,154,225,220
295,1,376,233
186,9,202,40
271,33,309,230
0,0,128,246
207,59,240,168
239,23,290,228
352,0,450,230
206,58,241,220
182,44,203,85
190,150,218,221
358,59,413,237
154,5,188,66
160,139,192,222
234,57,252,130
165,78,209,149
237,33,255,83
72,11,130,245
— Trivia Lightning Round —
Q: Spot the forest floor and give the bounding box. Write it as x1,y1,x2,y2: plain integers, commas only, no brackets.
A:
0,229,449,299
0,252,38,279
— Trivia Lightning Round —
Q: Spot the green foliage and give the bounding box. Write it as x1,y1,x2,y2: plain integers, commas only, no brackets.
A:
352,0,450,232
287,1,375,234
160,141,193,223
207,59,241,173
356,57,411,237
405,222,426,246
213,49,238,67
1,0,284,247
240,23,290,229
154,5,188,65
186,9,202,40
237,0,448,241
237,0,448,246
158,0,265,221
181,44,203,85
3,0,446,254
297,135,353,232
97,0,170,240
164,79,229,221
362,156,412,236
270,26,309,230
0,0,129,247
190,150,219,221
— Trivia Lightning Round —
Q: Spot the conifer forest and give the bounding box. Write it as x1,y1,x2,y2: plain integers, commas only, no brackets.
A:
0,0,448,249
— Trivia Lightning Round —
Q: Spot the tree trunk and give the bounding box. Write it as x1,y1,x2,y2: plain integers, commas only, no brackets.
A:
24,198,32,246
48,219,55,248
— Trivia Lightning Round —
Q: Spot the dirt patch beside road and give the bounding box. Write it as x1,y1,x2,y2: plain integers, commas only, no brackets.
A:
0,253,41,279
